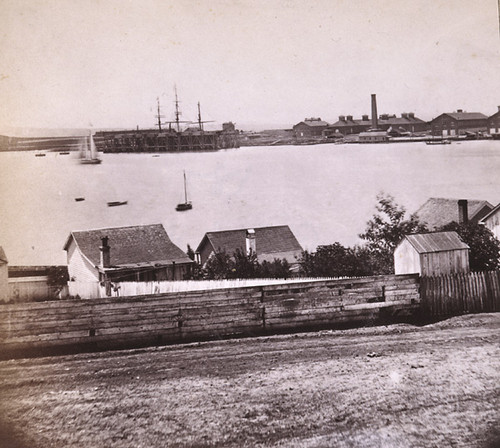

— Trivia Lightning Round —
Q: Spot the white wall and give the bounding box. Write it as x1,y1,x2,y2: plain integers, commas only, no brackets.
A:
0,263,8,302
394,240,421,275
484,210,500,241
66,240,99,283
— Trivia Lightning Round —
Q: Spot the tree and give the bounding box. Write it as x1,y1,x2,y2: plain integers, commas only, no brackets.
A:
299,243,371,278
186,244,195,261
203,250,234,279
232,248,260,279
359,193,428,274
439,221,500,271
259,258,291,279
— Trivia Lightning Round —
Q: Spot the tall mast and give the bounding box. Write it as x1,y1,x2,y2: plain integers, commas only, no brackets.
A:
156,97,163,132
183,170,188,203
174,86,181,132
198,102,203,131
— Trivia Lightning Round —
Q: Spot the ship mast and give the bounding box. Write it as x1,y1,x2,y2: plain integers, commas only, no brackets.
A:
198,102,203,131
156,97,164,132
174,86,181,132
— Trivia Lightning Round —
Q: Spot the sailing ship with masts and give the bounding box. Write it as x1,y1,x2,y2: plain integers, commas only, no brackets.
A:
80,131,102,164
93,87,239,153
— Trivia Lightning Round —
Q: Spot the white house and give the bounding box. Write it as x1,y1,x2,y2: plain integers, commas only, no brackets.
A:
63,224,193,298
480,203,500,242
394,231,469,277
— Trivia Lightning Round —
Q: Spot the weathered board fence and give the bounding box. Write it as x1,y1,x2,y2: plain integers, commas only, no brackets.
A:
0,274,419,359
420,270,500,317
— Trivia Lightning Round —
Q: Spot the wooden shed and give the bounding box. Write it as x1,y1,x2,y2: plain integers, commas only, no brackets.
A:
394,231,469,277
0,247,8,302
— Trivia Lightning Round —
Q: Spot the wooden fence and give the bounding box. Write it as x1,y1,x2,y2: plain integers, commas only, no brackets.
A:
420,270,500,317
0,274,419,359
8,277,65,303
67,277,344,299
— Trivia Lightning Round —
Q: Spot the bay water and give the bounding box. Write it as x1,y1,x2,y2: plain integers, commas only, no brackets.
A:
1,140,499,265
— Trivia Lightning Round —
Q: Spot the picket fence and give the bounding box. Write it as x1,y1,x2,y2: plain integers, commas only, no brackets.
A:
420,270,500,316
68,277,344,299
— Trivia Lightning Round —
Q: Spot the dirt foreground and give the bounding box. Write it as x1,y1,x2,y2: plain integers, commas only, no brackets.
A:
0,313,499,448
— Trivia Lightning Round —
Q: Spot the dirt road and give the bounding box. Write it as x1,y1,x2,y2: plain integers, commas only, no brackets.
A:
0,313,499,447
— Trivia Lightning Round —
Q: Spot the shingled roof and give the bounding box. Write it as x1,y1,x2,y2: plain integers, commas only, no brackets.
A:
197,225,303,263
401,232,469,254
64,224,191,268
415,198,494,229
0,246,7,264
442,112,488,121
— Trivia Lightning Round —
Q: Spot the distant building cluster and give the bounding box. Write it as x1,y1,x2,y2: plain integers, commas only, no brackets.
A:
292,94,500,142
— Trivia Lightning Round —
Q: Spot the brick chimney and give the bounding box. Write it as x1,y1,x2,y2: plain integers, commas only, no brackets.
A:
458,200,468,224
246,229,256,255
100,236,111,268
371,94,378,129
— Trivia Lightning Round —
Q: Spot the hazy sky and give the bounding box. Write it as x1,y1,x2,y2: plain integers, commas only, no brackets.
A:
1,0,500,131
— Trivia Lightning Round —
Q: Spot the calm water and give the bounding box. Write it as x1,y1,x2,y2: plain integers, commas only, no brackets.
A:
1,140,499,265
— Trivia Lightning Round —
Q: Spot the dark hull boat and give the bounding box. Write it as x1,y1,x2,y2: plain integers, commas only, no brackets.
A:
107,201,128,207
176,171,192,211
176,202,192,211
426,139,451,145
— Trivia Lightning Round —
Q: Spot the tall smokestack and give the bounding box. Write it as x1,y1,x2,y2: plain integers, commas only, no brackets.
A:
371,94,378,129
458,200,468,224
100,236,111,268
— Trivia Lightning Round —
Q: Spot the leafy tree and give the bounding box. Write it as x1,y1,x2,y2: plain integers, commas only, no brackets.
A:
203,249,234,279
259,258,291,279
299,243,371,277
439,221,500,271
231,248,260,279
359,193,428,274
186,244,195,261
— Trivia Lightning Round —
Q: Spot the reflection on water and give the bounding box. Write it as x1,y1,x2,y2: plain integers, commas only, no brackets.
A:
0,140,499,265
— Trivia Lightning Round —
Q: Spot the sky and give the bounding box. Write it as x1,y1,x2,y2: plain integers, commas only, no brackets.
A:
1,0,500,132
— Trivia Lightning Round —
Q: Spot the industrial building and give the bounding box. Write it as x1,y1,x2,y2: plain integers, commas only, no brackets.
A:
429,110,488,137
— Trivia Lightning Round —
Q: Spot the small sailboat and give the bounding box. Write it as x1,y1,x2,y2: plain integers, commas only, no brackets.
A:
176,171,192,211
80,131,102,164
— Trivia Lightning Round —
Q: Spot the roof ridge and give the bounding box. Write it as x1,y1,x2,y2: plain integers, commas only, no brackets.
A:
72,223,164,233
206,225,290,234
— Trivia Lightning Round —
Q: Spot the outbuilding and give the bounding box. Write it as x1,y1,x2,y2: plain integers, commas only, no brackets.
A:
394,231,469,276
0,247,8,302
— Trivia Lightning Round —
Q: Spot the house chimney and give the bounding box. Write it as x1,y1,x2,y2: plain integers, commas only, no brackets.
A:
457,109,463,113
458,200,468,224
100,236,111,268
346,115,353,121
497,106,500,112
246,229,256,255
362,114,369,121
339,115,345,122
371,94,378,129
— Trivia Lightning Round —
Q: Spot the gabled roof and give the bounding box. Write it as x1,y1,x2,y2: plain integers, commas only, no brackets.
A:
197,225,303,261
64,224,192,268
0,246,7,264
294,120,329,128
401,231,469,254
416,198,494,229
435,112,488,121
480,202,500,223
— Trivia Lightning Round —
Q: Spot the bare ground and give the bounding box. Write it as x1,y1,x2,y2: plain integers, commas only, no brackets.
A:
0,313,499,448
